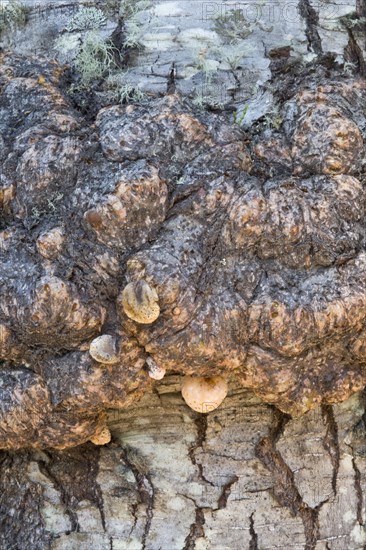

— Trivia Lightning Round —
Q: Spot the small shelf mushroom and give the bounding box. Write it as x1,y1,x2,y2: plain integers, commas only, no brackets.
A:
181,375,228,413
89,335,119,364
121,280,160,324
146,356,166,380
90,426,111,446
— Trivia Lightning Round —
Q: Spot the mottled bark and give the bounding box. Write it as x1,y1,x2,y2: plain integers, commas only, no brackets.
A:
1,49,366,447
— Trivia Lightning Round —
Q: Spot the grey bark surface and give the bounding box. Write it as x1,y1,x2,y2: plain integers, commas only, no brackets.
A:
0,1,366,548
0,381,365,549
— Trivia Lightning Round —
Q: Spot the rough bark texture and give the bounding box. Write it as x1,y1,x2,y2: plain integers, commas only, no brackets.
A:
1,48,366,446
0,380,365,549
0,0,366,547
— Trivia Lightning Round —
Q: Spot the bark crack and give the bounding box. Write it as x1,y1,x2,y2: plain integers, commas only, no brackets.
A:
167,62,177,94
321,404,340,496
183,507,205,550
255,407,319,550
120,448,155,550
38,454,79,533
346,442,364,527
298,0,323,54
188,415,215,487
128,502,139,537
344,26,366,76
249,512,258,550
37,446,107,534
217,475,239,510
352,455,363,526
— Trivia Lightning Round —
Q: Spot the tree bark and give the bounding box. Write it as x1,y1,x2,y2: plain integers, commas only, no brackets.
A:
0,381,365,549
0,1,366,548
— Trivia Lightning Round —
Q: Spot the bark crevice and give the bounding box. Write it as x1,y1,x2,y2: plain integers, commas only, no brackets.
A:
183,507,205,550
120,447,155,549
249,512,258,550
298,0,323,54
217,475,239,510
38,446,107,534
321,404,340,496
255,408,319,550
188,415,215,488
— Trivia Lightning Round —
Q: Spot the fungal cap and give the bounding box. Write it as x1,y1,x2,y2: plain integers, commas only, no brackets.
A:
146,356,166,380
89,335,119,364
90,426,111,446
121,280,160,324
181,375,228,413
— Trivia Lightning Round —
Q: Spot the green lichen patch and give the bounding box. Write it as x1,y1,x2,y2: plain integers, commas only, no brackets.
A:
213,9,253,43
74,32,116,86
65,7,107,32
105,73,146,104
0,2,29,36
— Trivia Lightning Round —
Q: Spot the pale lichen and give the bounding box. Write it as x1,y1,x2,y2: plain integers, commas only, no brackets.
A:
106,73,146,104
65,8,107,32
0,2,28,36
74,32,116,86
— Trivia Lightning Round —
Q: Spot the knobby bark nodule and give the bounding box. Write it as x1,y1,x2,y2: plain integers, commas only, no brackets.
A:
0,0,366,548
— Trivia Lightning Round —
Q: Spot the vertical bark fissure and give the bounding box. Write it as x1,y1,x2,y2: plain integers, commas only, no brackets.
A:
38,455,80,533
183,507,205,550
298,0,323,54
255,407,319,550
352,455,363,526
182,415,215,548
344,27,366,76
249,512,258,550
128,502,139,537
38,446,107,533
188,415,215,487
94,481,107,533
120,448,155,550
217,475,239,510
346,438,365,528
321,404,340,496
167,62,177,94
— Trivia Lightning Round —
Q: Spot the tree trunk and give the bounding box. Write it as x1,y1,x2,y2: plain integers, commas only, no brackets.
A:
0,1,366,548
1,381,366,550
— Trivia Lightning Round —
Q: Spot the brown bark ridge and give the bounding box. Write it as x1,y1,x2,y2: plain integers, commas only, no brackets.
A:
1,49,366,448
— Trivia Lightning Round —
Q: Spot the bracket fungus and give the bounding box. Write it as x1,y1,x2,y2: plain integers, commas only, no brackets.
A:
146,356,166,380
121,280,160,324
89,426,112,446
89,335,119,364
181,376,228,413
